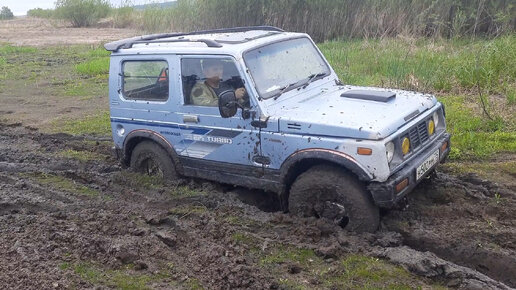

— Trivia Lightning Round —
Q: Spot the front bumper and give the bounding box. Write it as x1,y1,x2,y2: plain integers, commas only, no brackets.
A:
368,132,451,208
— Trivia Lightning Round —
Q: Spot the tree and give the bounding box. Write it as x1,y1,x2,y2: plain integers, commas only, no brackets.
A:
0,6,14,20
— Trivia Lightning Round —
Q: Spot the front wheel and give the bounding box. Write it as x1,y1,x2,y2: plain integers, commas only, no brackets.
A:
130,141,178,181
288,164,379,232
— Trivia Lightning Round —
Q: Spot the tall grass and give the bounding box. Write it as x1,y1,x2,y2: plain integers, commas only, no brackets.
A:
136,0,515,40
320,35,516,97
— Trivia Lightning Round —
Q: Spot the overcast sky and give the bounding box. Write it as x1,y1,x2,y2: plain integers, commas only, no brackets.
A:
0,0,171,15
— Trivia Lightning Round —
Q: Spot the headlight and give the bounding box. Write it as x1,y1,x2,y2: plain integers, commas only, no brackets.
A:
401,137,410,155
433,111,439,127
428,119,435,135
386,141,395,163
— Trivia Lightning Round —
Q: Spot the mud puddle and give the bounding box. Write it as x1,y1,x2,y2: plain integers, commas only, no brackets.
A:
0,121,514,289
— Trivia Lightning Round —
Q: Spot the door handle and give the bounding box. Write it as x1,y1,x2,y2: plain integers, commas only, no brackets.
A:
183,115,199,123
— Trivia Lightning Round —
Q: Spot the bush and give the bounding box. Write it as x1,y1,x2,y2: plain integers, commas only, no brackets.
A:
112,6,135,28
55,0,110,27
0,6,14,20
27,8,55,19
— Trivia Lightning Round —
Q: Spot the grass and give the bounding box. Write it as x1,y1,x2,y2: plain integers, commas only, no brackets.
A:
257,243,443,289
320,36,516,98
111,171,205,197
55,110,111,136
63,262,171,289
326,255,444,289
260,246,318,267
58,149,104,162
75,57,110,77
29,172,99,197
439,95,516,159
0,44,37,55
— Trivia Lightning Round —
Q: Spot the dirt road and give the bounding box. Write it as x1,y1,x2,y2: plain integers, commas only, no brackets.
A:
0,17,137,47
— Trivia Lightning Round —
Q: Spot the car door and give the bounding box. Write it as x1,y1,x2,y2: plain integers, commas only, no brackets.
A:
175,55,263,175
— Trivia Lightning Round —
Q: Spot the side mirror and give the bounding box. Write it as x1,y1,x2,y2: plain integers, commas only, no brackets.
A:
218,90,238,118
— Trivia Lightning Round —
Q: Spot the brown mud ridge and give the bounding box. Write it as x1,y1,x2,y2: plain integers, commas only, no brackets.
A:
0,122,515,289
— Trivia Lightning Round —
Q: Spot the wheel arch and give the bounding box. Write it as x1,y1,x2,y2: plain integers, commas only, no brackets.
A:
122,129,183,174
279,149,373,203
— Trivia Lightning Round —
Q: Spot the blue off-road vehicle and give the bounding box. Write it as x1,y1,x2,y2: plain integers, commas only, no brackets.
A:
105,26,450,232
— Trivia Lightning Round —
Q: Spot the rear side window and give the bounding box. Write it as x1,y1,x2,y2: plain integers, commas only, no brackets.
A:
122,60,169,101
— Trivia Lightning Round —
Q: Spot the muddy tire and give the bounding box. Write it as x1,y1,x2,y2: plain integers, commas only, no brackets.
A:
130,141,177,181
288,164,379,233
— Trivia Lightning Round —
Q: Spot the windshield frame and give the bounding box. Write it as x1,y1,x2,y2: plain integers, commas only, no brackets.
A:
243,36,332,100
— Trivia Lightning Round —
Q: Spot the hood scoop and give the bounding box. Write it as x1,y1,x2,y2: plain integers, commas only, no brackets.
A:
341,90,396,102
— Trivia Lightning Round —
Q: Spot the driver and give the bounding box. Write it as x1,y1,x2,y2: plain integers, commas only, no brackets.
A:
191,59,246,106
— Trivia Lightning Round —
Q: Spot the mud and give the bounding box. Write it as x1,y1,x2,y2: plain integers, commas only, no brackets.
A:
0,121,515,289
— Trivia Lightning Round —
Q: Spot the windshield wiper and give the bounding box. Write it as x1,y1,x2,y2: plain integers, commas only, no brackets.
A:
300,72,327,89
273,82,297,100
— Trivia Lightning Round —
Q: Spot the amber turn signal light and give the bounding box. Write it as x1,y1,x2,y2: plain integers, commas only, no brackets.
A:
441,141,448,153
357,147,373,155
395,178,409,193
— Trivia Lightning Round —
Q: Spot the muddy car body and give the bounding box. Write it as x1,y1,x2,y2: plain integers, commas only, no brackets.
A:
105,26,450,232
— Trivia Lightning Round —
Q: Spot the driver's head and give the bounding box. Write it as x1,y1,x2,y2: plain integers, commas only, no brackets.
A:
202,59,224,82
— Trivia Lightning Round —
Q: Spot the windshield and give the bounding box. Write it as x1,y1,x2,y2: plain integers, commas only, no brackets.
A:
244,37,331,99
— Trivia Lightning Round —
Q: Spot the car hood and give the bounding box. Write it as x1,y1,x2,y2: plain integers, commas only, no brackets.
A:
266,85,437,140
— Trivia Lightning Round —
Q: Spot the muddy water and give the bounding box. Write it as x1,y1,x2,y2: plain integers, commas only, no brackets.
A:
0,122,514,289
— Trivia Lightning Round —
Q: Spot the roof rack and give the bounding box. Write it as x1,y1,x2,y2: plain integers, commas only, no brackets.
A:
104,26,284,52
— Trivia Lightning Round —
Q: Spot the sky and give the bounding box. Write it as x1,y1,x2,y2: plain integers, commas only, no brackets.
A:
0,0,171,16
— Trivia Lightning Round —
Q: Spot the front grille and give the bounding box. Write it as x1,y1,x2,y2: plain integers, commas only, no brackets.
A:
407,120,429,151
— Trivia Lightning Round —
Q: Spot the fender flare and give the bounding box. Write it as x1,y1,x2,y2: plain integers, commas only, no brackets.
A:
280,148,373,186
123,129,184,174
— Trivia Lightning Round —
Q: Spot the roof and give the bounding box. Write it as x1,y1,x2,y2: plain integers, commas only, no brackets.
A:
104,26,287,53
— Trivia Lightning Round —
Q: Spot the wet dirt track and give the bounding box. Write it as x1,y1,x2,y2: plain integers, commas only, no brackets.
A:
0,122,515,289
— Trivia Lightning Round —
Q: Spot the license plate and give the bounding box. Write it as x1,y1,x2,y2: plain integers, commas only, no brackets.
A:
416,150,440,180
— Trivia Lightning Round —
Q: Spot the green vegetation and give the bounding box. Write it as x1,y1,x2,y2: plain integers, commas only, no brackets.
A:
29,173,99,197
112,5,135,28
0,6,14,20
134,0,514,40
55,0,110,27
0,44,37,55
27,8,55,18
75,57,110,77
112,171,166,191
257,244,442,289
320,36,516,98
327,255,443,289
112,171,205,197
58,149,104,162
55,110,111,136
260,246,318,266
439,96,516,159
25,0,515,40
65,262,170,289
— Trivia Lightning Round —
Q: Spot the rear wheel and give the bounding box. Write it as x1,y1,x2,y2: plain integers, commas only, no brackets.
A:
288,164,379,232
130,141,177,181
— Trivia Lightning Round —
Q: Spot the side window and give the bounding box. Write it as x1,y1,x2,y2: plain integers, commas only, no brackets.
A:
181,57,246,107
122,60,169,101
